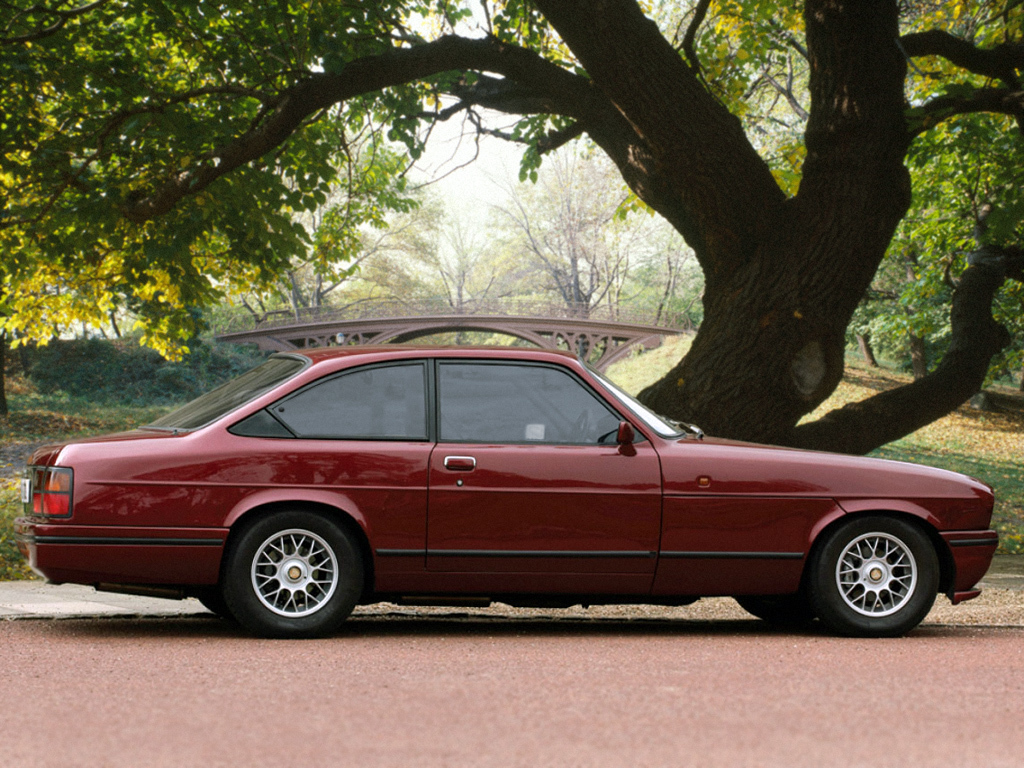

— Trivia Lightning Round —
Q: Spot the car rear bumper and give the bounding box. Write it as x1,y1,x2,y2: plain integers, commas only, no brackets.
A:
14,519,227,586
941,529,1000,601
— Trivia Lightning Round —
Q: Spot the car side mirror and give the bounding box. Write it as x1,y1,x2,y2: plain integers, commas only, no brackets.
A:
616,421,635,445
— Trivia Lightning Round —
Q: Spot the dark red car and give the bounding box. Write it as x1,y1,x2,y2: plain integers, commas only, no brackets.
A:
16,346,998,638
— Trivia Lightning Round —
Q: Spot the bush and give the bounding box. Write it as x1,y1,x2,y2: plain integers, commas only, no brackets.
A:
26,338,268,406
0,481,34,580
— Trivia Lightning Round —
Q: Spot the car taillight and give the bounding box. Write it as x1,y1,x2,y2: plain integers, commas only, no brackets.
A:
26,466,73,518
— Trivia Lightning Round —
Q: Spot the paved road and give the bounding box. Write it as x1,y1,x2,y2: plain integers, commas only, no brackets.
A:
2,614,1023,768
2,558,1021,766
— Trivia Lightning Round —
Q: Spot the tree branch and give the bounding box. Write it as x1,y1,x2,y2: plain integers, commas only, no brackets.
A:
681,0,711,73
1,0,113,45
901,30,1023,88
789,245,1024,454
121,35,598,223
533,0,785,274
762,70,809,121
910,87,1024,136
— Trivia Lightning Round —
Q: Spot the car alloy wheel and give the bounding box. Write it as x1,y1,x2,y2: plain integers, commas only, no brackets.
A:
809,515,938,638
223,510,363,638
835,532,917,618
251,528,339,617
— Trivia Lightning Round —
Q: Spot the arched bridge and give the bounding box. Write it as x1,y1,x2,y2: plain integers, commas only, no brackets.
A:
214,299,688,370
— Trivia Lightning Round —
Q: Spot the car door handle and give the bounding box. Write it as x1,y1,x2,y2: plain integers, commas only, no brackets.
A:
444,456,477,471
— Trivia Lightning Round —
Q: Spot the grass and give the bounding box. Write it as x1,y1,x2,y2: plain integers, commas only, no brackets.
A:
2,345,1022,580
605,333,693,393
0,482,33,580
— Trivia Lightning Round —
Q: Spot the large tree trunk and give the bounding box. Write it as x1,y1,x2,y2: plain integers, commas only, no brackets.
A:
790,246,1023,453
516,1,1016,451
590,0,913,444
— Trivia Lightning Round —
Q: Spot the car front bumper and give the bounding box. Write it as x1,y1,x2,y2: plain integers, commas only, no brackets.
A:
940,529,1000,604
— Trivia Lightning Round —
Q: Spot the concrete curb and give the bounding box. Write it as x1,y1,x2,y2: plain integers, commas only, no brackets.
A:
0,581,210,619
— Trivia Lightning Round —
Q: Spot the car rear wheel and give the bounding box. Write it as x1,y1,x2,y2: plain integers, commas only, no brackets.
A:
734,594,816,628
808,516,938,638
223,511,363,638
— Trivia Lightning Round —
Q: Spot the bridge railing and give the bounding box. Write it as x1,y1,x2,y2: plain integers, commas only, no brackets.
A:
213,298,691,334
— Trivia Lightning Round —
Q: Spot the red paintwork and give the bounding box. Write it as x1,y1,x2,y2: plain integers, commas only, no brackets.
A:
427,441,661,577
15,345,998,604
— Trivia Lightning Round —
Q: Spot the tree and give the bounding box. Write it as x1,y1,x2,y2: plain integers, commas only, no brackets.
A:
496,148,700,324
498,150,630,317
854,113,1024,386
336,195,528,314
245,139,418,321
2,0,1023,452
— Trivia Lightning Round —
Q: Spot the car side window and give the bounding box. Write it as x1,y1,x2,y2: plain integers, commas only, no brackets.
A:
272,362,428,440
438,362,622,445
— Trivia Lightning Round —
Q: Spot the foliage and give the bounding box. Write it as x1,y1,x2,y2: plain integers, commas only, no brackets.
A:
2,0,1024,452
855,113,1024,379
0,480,34,580
1,0,424,357
22,336,266,406
494,148,701,323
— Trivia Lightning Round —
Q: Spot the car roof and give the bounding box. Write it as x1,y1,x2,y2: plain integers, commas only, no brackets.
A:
281,345,579,366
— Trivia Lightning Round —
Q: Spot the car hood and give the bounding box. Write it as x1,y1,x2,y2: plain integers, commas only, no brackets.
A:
658,435,991,502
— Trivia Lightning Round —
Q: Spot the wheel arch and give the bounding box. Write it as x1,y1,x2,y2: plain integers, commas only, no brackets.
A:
805,508,955,595
221,499,376,600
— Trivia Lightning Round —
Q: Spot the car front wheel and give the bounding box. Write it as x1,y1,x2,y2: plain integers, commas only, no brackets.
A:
223,511,364,638
808,516,938,638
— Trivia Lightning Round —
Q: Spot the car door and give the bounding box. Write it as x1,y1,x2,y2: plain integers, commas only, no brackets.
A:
426,360,662,593
261,360,434,590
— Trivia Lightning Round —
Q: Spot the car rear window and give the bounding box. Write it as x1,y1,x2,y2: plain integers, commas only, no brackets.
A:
147,356,307,431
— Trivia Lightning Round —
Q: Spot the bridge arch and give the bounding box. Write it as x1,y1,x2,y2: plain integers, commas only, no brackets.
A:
214,306,685,371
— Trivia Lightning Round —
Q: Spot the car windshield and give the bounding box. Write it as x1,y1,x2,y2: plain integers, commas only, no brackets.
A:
585,364,686,438
146,356,307,431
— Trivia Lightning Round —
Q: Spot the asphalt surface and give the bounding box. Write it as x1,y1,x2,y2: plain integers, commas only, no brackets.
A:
1,558,1021,767
2,612,1023,767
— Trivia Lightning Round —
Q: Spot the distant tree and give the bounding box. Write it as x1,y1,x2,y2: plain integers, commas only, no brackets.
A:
497,150,666,319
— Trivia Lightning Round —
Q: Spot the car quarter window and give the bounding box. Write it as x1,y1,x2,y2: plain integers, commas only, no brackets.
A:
438,362,622,445
272,362,428,440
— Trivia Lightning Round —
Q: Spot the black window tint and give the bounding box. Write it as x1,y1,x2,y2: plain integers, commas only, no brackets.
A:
229,409,294,438
273,363,427,439
439,363,621,444
148,357,306,430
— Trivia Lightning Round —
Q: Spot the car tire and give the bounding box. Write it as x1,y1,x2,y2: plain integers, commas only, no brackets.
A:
192,585,235,621
808,516,938,638
734,594,816,628
222,510,364,639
